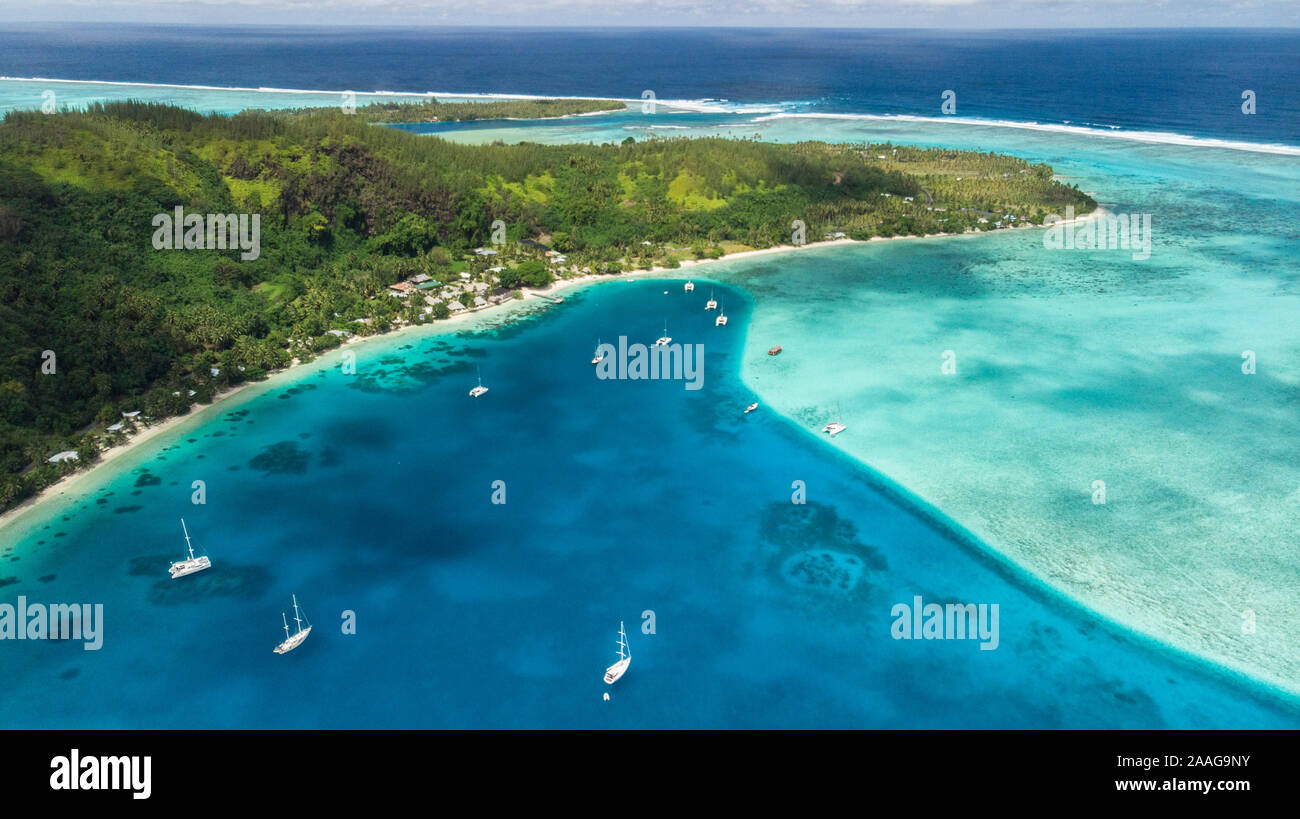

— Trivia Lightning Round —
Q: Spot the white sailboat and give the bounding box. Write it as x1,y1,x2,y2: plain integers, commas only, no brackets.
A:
705,289,718,310
654,321,671,347
168,518,212,579
592,338,605,365
603,620,631,684
273,594,312,654
469,365,488,397
715,298,728,326
684,280,695,292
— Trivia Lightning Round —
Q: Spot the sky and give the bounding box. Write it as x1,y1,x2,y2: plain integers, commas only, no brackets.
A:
0,0,1297,28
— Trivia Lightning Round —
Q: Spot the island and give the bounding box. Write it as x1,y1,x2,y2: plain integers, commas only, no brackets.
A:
0,100,1096,511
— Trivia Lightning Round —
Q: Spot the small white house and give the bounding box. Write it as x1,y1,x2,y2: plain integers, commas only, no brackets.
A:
48,450,79,464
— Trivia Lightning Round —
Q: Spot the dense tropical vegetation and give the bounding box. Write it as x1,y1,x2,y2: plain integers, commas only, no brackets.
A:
0,100,1095,510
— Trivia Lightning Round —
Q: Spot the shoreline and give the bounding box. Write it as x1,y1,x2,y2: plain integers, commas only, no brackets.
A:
5,203,1297,709
0,209,1107,534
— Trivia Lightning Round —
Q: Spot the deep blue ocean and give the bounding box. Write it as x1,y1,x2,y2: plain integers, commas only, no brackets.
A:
1,24,1298,144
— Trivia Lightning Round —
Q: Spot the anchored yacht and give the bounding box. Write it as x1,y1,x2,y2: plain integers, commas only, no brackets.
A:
603,621,631,684
168,519,212,579
273,595,312,654
469,365,488,397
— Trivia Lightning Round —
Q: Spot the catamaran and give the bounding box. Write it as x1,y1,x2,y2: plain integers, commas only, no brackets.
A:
715,298,728,326
273,594,312,654
822,404,847,436
603,621,631,684
684,280,695,292
469,365,488,397
592,338,605,365
654,321,671,347
168,518,212,579
705,289,718,310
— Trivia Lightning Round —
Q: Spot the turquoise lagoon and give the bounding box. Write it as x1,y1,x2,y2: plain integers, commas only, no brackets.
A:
1,83,1298,725
422,108,1300,699
1,280,1296,728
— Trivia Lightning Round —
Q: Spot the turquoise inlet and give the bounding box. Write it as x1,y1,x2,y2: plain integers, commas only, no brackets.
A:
0,280,1296,728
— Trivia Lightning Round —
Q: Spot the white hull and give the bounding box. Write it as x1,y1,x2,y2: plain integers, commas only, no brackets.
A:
823,422,847,436
604,656,630,684
469,386,488,397
684,281,694,292
745,403,758,414
705,300,717,310
592,356,603,365
169,556,211,579
654,337,671,346
715,315,728,326
274,625,312,654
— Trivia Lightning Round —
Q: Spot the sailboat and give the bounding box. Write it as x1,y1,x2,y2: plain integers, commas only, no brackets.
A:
715,298,728,326
168,518,212,579
654,321,671,347
684,280,695,292
273,594,312,654
822,403,847,437
469,365,488,397
705,289,718,310
603,620,631,684
592,338,605,365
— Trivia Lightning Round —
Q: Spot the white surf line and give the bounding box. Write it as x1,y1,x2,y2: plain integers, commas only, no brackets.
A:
0,77,794,114
750,112,1300,157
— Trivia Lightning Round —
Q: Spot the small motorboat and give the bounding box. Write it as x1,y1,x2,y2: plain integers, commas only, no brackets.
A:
767,345,782,356
744,403,759,414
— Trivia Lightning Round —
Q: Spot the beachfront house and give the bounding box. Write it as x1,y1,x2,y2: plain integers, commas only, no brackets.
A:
48,450,79,464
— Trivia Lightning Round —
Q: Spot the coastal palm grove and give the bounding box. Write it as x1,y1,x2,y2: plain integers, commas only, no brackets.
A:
0,99,1095,510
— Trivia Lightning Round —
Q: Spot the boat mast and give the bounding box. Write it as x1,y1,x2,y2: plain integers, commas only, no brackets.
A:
292,594,304,635
617,621,628,661
281,612,290,641
181,518,195,561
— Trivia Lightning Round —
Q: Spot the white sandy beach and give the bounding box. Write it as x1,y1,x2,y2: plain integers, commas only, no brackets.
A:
0,208,1111,536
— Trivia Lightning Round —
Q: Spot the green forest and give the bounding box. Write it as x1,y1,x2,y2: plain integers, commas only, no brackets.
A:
0,100,1095,510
